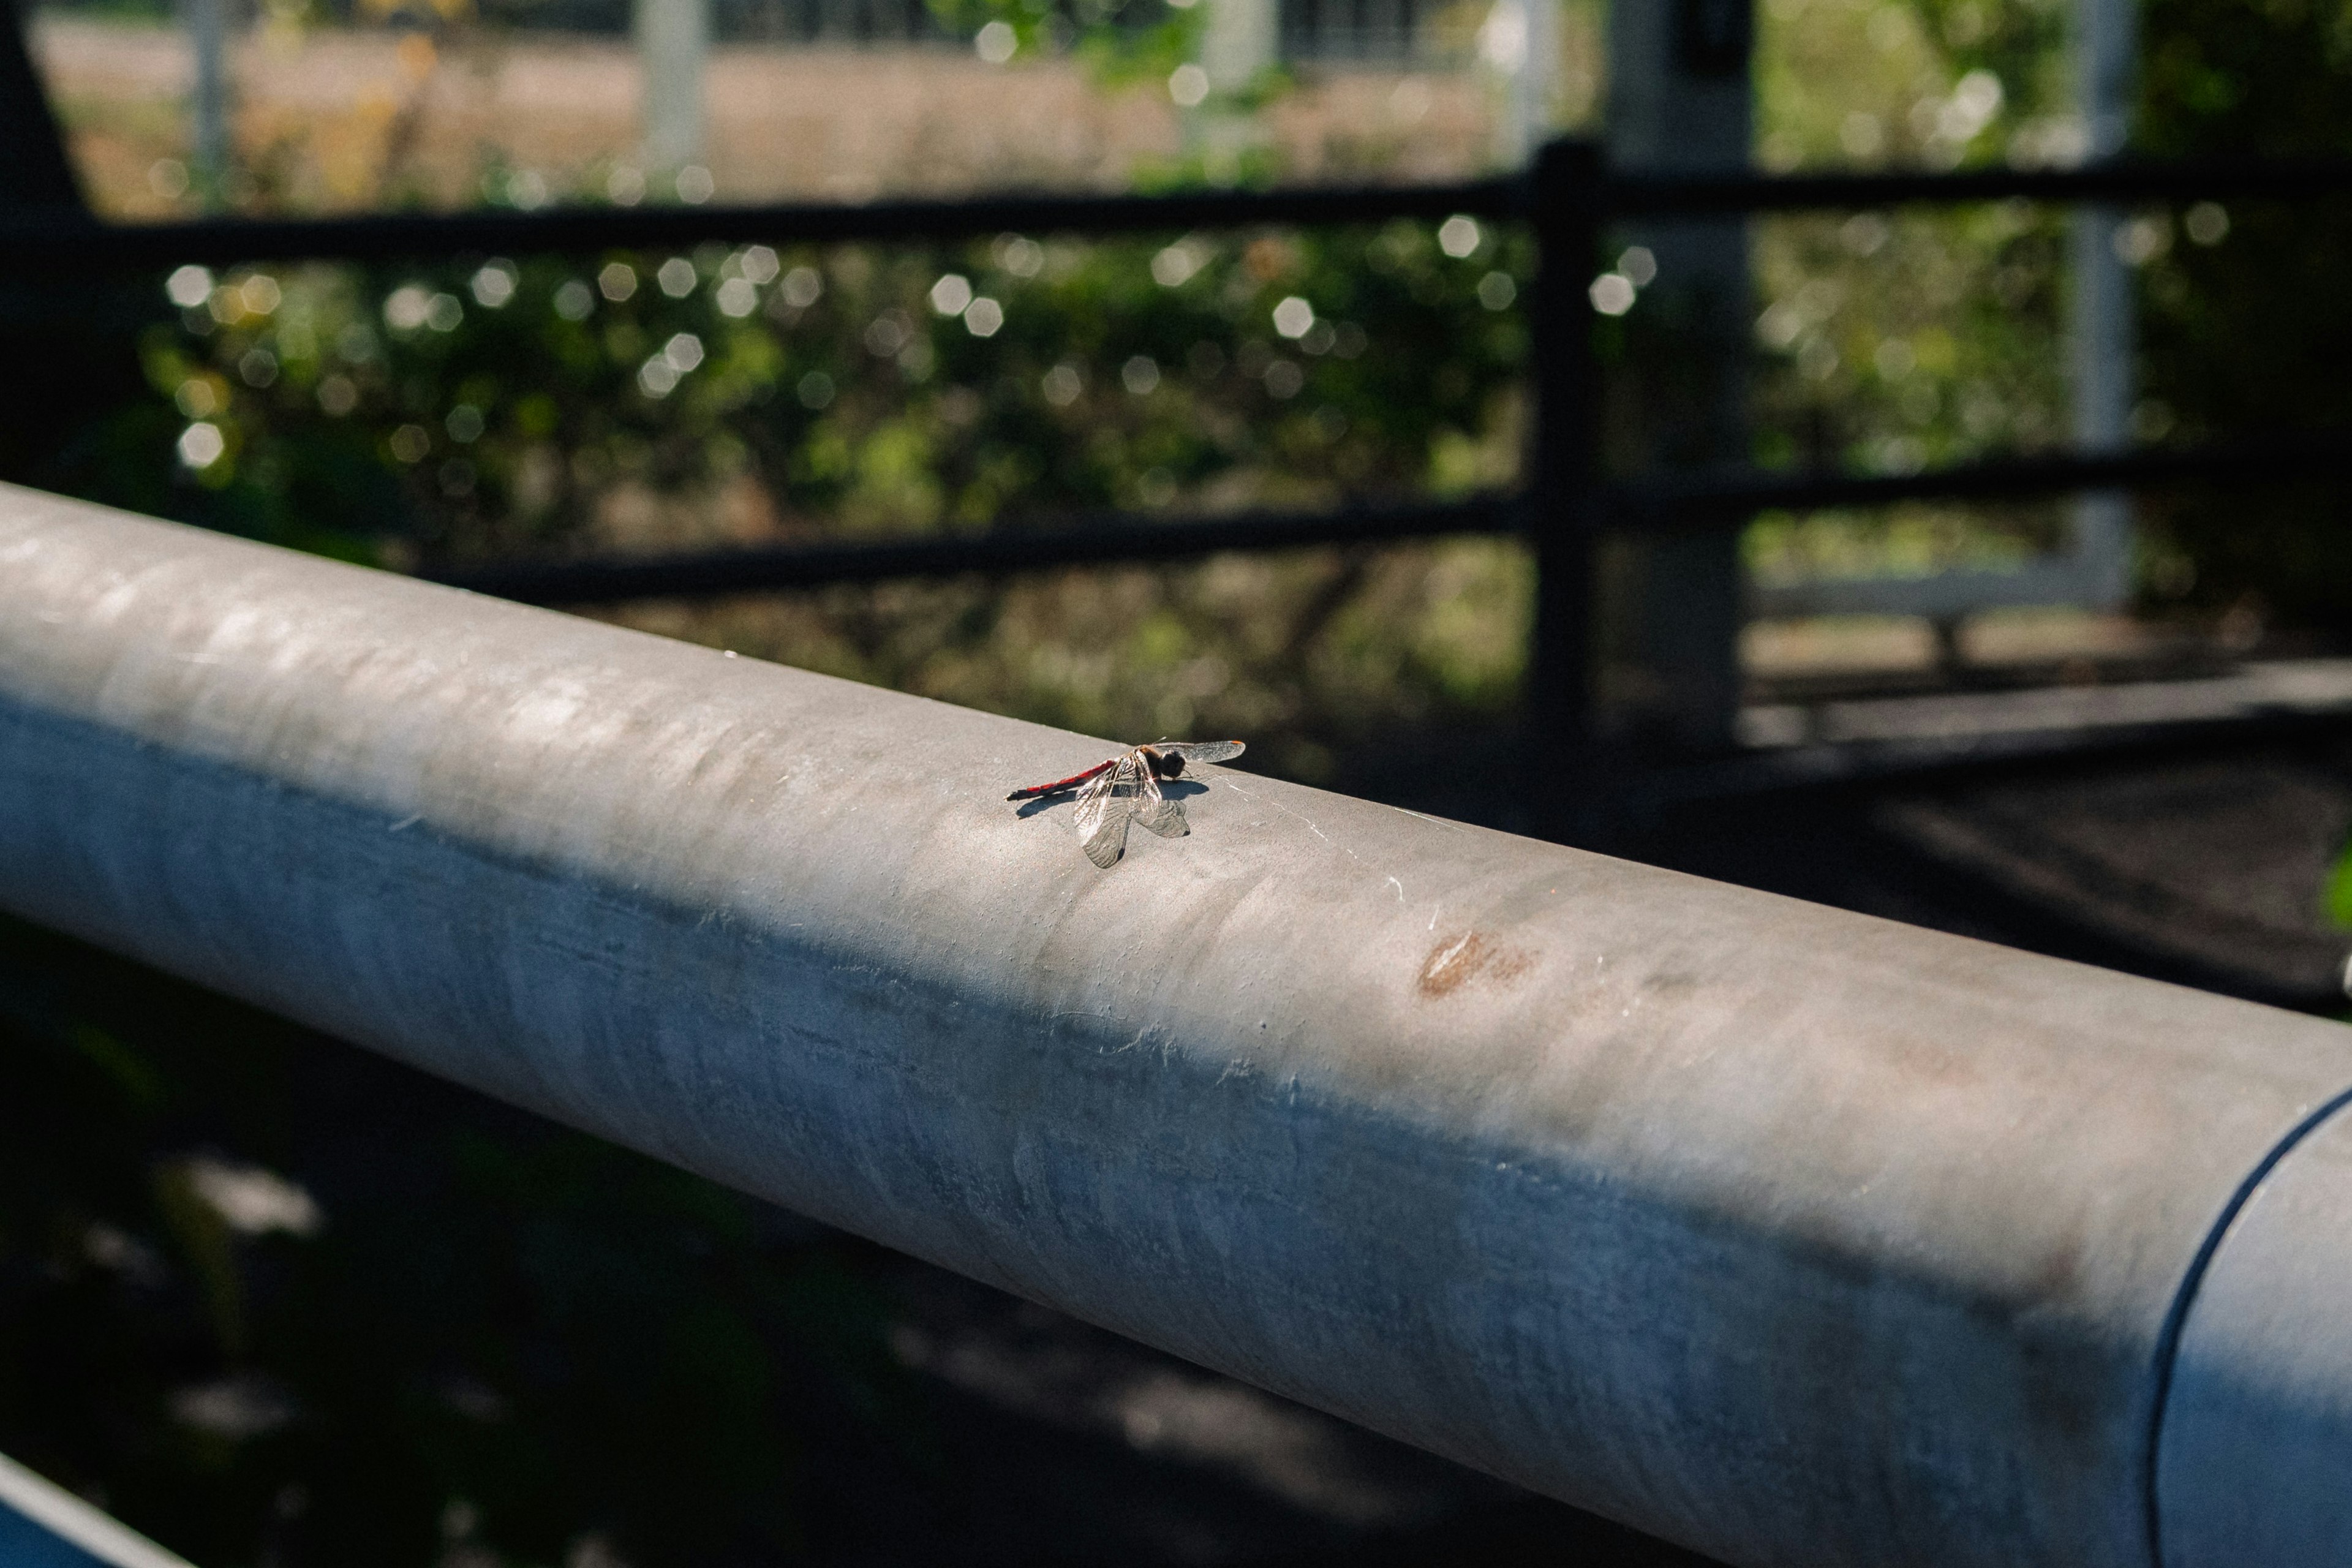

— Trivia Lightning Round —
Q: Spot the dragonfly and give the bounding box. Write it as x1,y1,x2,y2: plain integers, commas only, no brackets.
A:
1008,741,1246,868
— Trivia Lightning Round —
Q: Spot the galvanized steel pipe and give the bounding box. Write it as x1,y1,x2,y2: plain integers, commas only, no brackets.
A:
1,486,2348,1568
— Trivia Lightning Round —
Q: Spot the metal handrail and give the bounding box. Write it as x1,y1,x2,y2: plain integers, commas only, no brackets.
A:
8,488,2352,1568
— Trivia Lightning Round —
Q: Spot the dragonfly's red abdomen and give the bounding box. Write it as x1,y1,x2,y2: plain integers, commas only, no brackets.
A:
1006,758,1118,802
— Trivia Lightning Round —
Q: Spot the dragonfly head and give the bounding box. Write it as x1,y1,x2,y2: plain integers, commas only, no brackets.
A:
1145,748,1185,778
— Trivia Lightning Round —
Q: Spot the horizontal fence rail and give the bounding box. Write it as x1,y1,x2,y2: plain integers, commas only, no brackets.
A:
1615,433,2352,526
9,155,2351,268
5,488,2352,1567
427,494,1515,606
1605,157,2352,215
0,176,1524,268
419,428,2352,607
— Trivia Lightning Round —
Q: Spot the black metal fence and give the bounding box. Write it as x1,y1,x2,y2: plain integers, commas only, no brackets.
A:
6,135,2352,797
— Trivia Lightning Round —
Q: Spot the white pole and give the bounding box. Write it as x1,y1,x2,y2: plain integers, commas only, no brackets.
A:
635,0,709,187
1191,0,1276,175
1481,0,1558,167
1200,0,1276,91
2068,0,2137,608
184,0,230,209
1598,0,1752,752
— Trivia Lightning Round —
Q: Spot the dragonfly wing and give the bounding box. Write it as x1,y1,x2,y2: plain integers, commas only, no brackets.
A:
1162,740,1245,766
1074,755,1137,867
1131,762,1189,839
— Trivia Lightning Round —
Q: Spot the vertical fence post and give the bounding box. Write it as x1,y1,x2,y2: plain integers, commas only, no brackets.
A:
2068,0,2139,611
184,0,232,209
636,0,710,191
1525,137,1602,837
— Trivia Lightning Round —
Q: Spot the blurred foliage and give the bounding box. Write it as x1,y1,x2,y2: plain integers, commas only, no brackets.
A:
2135,0,2352,623
1757,0,2071,173
1747,0,2078,587
1746,0,2352,619
140,226,1527,553
2328,835,2352,929
89,214,1534,777
0,912,929,1568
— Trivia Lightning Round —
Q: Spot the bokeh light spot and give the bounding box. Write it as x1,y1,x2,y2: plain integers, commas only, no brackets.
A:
780,267,823,308
470,260,519,308
930,273,974,316
995,234,1045,277
1151,241,1204,287
176,422,225,469
1589,273,1636,315
382,284,432,332
715,277,758,317
165,265,212,309
1438,216,1482,258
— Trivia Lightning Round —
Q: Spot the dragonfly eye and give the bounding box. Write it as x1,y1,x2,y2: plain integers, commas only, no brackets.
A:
1153,753,1186,778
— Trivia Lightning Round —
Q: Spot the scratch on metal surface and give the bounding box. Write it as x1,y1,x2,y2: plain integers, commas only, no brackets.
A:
1223,778,1329,843
1385,876,1405,902
388,814,421,832
1222,778,1374,871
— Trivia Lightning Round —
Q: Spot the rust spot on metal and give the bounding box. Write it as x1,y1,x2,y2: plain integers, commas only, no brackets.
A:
1417,931,1533,999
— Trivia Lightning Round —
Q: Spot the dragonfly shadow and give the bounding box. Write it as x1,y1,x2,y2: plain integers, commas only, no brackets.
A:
1013,778,1207,820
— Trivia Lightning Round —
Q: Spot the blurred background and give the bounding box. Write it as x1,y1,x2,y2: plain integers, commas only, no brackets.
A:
1,0,2350,1561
